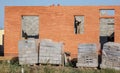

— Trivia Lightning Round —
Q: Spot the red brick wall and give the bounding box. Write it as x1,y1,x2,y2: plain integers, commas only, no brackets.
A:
4,6,120,58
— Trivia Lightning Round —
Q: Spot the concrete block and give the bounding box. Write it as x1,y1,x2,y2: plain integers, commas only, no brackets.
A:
39,39,63,65
77,43,98,67
18,39,38,65
102,42,120,70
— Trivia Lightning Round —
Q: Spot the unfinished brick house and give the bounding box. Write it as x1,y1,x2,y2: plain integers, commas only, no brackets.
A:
4,6,120,58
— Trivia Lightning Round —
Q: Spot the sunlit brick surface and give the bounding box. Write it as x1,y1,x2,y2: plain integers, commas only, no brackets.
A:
4,6,120,58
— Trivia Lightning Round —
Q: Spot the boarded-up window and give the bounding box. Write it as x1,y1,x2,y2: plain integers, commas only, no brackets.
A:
22,16,39,39
74,16,84,34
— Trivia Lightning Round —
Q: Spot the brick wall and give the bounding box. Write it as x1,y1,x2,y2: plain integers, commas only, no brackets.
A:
4,6,120,58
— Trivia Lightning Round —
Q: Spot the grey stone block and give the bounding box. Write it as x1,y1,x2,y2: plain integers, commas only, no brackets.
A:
18,39,38,65
39,39,63,65
102,42,120,70
77,43,98,67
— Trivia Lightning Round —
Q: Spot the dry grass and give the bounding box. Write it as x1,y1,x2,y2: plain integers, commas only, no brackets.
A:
0,60,120,73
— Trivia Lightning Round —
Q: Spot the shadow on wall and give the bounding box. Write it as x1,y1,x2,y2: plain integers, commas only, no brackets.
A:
22,30,39,39
0,35,4,56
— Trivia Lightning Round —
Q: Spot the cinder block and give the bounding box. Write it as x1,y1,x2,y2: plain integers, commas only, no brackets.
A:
77,43,98,68
18,39,38,65
102,42,120,70
39,39,63,65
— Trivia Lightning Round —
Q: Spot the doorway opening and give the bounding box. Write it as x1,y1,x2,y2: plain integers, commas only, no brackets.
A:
100,18,114,49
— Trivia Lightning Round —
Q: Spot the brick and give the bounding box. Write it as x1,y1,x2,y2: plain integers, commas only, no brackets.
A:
4,6,120,59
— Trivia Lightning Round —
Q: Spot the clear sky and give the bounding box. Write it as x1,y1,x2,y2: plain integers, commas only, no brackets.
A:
0,0,120,28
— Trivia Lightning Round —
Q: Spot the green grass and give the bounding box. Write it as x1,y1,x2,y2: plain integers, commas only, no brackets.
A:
0,60,120,73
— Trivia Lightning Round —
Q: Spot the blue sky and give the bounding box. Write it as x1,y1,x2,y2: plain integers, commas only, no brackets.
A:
0,0,120,28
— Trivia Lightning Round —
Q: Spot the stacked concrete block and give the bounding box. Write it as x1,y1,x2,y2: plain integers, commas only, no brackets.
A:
76,44,98,67
22,16,39,36
18,39,38,65
102,42,120,70
39,39,64,65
